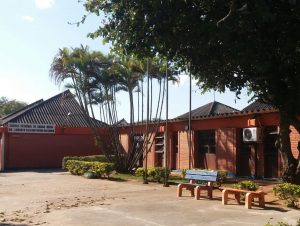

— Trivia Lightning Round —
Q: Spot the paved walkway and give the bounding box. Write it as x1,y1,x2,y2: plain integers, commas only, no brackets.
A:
0,170,299,226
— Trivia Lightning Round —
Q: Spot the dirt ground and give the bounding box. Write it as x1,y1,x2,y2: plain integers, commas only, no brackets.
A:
0,170,299,226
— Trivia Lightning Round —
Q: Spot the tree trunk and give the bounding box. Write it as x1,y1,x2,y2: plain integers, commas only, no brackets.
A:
277,112,300,184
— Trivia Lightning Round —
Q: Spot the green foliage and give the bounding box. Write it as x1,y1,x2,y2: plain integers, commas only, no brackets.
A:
0,97,27,117
135,167,145,177
216,170,228,184
135,167,170,183
81,0,300,183
148,167,170,183
65,160,114,178
273,183,300,208
83,171,96,179
62,155,109,170
233,180,258,191
50,46,177,173
265,218,300,226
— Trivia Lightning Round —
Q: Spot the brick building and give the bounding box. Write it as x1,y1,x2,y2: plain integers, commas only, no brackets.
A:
0,90,105,170
1,89,299,178
120,101,300,179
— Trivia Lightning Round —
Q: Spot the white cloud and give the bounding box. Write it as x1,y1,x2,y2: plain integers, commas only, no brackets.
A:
22,16,35,22
35,0,55,9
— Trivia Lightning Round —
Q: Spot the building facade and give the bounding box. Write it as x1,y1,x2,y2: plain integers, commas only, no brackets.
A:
0,90,106,170
120,101,300,178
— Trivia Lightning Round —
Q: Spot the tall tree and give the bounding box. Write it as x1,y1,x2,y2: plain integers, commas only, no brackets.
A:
82,0,300,183
50,45,176,172
0,97,27,117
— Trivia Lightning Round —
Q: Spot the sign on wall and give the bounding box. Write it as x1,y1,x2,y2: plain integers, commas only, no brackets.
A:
8,123,55,134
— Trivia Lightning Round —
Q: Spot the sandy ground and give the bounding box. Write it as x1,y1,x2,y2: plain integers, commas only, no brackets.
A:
0,170,299,226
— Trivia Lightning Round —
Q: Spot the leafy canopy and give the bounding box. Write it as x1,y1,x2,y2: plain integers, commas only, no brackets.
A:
83,0,300,120
0,97,27,118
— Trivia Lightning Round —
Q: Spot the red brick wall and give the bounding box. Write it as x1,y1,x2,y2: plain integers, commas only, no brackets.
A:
144,133,155,167
216,128,236,173
0,133,3,170
5,132,101,169
257,143,264,177
178,131,194,169
290,126,300,159
120,134,129,153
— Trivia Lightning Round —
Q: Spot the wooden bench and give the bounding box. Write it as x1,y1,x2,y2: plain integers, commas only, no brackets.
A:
219,187,266,209
177,170,219,200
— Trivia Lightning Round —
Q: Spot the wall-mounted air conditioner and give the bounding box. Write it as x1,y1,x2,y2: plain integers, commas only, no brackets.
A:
243,127,262,142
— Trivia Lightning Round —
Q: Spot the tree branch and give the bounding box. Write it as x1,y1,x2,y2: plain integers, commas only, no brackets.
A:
217,0,237,27
217,1,248,27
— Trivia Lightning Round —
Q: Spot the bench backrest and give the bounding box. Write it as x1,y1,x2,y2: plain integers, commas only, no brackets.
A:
185,170,218,182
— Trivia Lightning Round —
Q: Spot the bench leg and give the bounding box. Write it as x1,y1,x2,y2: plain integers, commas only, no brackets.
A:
195,186,200,200
245,193,265,209
258,194,265,208
178,184,195,197
245,193,254,209
177,184,183,197
195,187,213,200
190,187,195,197
208,189,213,199
222,190,229,205
235,192,241,204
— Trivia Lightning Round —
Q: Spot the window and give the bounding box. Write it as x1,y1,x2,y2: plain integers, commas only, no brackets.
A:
198,130,216,154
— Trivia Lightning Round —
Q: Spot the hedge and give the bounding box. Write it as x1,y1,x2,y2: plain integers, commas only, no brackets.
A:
65,160,115,178
62,155,109,170
135,167,170,183
273,183,300,207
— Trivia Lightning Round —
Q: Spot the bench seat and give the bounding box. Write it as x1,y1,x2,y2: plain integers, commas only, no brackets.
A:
219,187,266,209
177,170,219,200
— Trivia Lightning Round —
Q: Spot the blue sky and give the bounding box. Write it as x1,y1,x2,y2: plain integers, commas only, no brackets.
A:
0,0,251,121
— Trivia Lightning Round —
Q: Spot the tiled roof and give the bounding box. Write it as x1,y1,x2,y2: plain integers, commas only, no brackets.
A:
176,101,240,119
242,100,276,112
117,118,128,126
0,90,105,127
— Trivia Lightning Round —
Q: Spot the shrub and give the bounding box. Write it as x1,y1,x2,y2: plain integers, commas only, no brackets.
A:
135,167,170,183
65,160,114,178
148,167,170,183
62,155,109,170
265,218,300,226
135,167,145,177
234,180,258,191
216,170,228,184
273,183,300,208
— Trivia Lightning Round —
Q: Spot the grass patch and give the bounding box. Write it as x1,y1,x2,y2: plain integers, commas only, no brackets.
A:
110,173,184,183
110,173,142,181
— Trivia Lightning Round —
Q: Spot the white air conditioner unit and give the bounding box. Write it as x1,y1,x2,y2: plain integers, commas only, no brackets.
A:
243,127,262,142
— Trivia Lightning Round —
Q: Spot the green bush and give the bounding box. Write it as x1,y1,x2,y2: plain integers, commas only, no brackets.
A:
148,167,170,183
135,167,145,177
216,170,228,184
135,167,170,183
62,155,109,170
265,218,300,226
273,183,300,208
234,180,258,191
65,160,114,178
